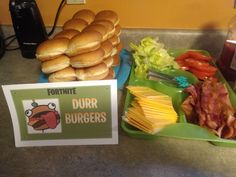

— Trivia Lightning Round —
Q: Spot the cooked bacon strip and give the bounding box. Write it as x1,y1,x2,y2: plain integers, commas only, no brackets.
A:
181,77,236,139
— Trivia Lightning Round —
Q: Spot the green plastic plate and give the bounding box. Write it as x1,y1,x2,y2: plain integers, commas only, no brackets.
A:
121,49,236,147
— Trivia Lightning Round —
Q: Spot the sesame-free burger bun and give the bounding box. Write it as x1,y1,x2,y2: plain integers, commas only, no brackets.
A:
116,42,123,52
112,53,120,66
70,47,105,68
92,20,115,38
111,47,118,57
65,31,103,57
63,18,88,32
41,55,70,74
103,56,113,68
36,38,69,61
101,40,113,58
95,10,120,26
76,62,109,80
48,66,77,82
103,68,115,80
107,34,120,46
53,29,79,39
114,24,121,36
83,24,108,41
73,9,95,24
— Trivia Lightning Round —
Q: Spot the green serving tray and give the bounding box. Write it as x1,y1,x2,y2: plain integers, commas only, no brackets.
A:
121,49,236,147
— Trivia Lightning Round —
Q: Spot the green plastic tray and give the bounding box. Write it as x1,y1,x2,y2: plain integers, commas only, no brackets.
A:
121,49,236,147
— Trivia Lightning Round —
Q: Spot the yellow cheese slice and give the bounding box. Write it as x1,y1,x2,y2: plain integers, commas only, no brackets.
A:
124,86,178,134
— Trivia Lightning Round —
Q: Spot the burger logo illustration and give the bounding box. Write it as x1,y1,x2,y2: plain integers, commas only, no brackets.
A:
24,100,61,133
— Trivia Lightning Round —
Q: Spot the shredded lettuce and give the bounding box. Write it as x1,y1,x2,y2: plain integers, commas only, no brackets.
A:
130,37,179,78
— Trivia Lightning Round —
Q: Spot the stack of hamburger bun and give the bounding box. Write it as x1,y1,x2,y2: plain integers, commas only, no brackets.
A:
36,9,122,82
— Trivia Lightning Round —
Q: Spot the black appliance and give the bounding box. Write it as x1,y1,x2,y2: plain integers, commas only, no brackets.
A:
9,0,48,58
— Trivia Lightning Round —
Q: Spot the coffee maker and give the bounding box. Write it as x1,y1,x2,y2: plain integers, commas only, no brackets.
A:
9,0,48,58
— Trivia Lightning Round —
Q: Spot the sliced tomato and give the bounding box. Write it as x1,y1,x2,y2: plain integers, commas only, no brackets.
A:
175,60,190,70
190,68,216,80
175,52,190,61
184,58,210,67
180,66,189,70
184,58,217,73
175,51,212,62
186,51,212,62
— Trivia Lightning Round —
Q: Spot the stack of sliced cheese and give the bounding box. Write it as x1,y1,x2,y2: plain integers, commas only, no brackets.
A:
123,86,178,134
36,9,122,82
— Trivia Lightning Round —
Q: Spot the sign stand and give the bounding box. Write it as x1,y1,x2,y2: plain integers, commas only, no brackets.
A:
2,80,118,147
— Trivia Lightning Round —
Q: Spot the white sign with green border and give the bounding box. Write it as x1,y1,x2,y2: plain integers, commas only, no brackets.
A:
2,80,118,147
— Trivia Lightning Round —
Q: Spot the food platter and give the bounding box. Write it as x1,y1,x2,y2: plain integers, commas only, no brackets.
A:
121,48,236,147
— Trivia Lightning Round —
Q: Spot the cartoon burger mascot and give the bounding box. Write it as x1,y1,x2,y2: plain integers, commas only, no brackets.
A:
25,101,60,132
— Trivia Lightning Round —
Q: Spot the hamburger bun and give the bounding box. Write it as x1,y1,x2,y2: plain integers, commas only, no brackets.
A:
114,24,121,36
41,55,70,74
101,40,113,58
112,53,120,67
103,56,114,68
75,62,109,80
92,20,115,38
73,9,95,24
103,68,115,80
95,10,120,26
83,24,108,41
111,47,118,57
107,34,120,46
65,31,103,56
53,29,79,39
70,47,105,68
48,67,77,82
116,42,123,52
36,38,69,61
63,18,88,32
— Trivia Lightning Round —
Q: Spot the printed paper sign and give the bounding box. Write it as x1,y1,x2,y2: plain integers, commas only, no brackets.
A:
2,80,118,147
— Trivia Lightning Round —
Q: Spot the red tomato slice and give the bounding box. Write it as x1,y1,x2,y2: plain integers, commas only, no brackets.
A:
175,60,190,70
190,70,208,80
190,68,216,80
175,52,190,61
187,51,212,62
184,58,217,73
175,51,212,62
184,58,210,67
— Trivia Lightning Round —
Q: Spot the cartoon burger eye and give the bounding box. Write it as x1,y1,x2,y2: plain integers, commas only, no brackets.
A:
48,103,56,110
25,109,32,117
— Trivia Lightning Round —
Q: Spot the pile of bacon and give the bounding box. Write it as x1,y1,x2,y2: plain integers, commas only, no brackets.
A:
181,77,236,139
